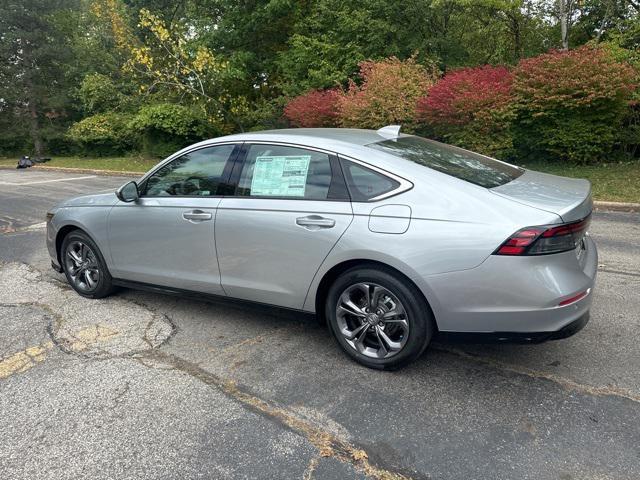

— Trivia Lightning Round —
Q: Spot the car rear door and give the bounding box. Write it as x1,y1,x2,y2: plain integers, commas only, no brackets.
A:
215,143,353,309
107,143,239,294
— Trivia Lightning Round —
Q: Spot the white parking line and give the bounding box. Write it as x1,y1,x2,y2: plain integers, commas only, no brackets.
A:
0,175,97,186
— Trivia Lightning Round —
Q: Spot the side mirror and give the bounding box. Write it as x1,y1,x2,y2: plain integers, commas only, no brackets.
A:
116,181,139,203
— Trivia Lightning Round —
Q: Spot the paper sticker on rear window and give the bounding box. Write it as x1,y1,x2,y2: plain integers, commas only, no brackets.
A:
250,155,311,197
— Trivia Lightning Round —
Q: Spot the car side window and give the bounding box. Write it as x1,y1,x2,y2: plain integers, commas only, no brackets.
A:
143,144,236,197
236,144,333,200
341,159,400,201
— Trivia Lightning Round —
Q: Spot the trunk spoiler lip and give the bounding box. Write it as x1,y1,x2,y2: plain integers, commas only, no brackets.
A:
489,169,592,223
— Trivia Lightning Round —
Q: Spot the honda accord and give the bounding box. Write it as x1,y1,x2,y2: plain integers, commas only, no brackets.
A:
46,127,597,369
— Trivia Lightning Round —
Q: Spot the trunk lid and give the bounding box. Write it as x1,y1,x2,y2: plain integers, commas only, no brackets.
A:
490,169,592,223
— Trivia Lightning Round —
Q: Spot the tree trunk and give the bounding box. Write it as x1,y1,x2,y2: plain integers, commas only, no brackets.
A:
510,12,523,60
27,88,43,157
559,0,569,50
22,43,44,157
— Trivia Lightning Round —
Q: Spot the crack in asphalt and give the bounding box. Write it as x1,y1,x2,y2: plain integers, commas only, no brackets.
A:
597,267,640,278
302,455,320,480
4,260,639,478
0,218,46,235
131,349,419,480
434,346,640,404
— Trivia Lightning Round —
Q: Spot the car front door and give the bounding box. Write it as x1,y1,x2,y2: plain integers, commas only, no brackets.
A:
215,143,353,309
107,143,239,294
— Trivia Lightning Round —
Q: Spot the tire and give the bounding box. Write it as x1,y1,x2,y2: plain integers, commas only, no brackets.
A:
61,230,115,299
325,265,434,370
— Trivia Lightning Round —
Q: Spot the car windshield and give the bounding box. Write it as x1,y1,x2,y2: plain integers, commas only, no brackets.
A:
367,136,523,188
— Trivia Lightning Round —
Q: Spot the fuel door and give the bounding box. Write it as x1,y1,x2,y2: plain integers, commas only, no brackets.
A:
368,204,411,234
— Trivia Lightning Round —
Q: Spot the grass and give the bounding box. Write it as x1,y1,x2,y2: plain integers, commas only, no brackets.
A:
0,155,638,203
518,160,640,203
0,156,160,173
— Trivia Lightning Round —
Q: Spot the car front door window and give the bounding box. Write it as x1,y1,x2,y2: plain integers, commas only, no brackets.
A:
144,144,236,197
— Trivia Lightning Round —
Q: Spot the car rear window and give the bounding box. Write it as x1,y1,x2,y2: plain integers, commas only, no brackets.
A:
367,136,523,188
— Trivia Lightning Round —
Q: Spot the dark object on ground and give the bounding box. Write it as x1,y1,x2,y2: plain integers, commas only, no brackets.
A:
16,156,51,169
16,156,33,169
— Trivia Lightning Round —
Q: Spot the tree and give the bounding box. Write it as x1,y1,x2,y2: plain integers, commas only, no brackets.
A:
0,0,81,155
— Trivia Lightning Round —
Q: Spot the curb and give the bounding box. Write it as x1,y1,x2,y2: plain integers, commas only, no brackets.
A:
593,201,640,213
0,165,143,177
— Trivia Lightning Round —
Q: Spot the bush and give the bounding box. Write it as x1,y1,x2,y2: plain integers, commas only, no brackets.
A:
283,89,340,127
512,45,636,164
416,65,514,158
602,42,640,157
67,112,135,156
129,103,213,157
337,57,438,132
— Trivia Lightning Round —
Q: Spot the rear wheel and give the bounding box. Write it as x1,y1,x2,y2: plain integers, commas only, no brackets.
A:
61,230,115,299
325,266,434,370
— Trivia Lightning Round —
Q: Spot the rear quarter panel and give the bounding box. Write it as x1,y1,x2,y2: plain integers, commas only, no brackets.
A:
303,169,562,314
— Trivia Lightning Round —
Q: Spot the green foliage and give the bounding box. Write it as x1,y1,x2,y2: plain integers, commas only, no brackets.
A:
78,74,123,113
0,0,82,155
276,34,362,96
511,45,636,164
67,112,135,155
601,26,640,158
237,97,289,132
3,0,640,163
128,104,214,157
129,104,210,138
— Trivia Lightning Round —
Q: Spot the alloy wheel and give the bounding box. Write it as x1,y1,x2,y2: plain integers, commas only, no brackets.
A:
64,240,100,292
335,282,409,359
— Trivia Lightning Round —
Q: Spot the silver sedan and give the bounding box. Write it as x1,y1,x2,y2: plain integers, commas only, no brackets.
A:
46,127,597,369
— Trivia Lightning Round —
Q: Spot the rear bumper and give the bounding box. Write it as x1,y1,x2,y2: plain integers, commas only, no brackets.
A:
437,311,590,344
424,234,598,334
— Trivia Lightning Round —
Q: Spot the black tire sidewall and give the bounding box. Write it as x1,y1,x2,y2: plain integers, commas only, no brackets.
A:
61,230,114,299
325,266,433,370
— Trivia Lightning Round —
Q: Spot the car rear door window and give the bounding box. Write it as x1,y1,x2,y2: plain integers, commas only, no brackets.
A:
143,144,236,196
367,136,523,188
236,144,336,200
341,159,400,201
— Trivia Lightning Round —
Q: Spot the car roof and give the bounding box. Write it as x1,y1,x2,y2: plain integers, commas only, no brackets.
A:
210,128,410,153
176,128,432,182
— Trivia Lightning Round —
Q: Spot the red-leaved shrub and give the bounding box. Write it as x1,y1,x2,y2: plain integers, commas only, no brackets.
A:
283,89,340,128
512,45,636,163
338,57,438,132
416,65,514,157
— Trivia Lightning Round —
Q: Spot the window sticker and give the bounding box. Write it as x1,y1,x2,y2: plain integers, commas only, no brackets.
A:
250,155,311,197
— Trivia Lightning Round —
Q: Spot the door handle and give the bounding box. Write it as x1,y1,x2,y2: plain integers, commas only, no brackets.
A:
182,210,212,222
296,215,336,229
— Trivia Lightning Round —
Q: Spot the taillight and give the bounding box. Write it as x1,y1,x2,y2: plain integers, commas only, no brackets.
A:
494,216,590,256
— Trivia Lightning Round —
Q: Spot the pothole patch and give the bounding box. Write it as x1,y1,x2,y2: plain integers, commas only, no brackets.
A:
0,262,175,358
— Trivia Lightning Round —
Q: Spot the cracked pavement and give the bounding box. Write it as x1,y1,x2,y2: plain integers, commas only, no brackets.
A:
0,169,639,479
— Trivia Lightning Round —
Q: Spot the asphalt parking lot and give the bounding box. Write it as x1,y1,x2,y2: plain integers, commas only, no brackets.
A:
0,168,639,480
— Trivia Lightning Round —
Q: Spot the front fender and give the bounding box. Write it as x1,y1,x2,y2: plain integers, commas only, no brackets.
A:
49,206,115,269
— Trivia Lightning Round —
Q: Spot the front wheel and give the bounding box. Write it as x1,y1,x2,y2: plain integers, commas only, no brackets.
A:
61,230,115,299
325,266,434,370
